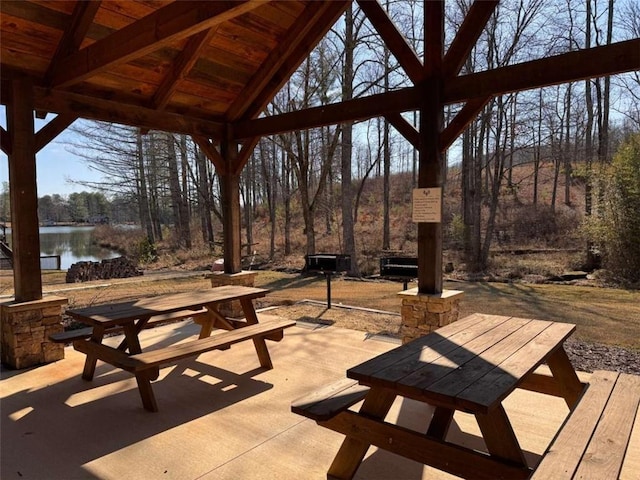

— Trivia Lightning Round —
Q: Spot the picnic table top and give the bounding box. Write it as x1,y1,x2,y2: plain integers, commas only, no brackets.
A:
348,313,576,414
65,285,268,327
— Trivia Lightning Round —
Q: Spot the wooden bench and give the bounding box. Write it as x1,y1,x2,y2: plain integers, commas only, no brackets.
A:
291,378,370,422
49,308,209,343
73,317,296,412
531,370,640,479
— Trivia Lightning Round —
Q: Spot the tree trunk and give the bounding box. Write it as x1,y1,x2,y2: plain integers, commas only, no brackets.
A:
136,129,154,243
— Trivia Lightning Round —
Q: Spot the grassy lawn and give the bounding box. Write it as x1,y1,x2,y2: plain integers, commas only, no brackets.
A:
2,269,638,350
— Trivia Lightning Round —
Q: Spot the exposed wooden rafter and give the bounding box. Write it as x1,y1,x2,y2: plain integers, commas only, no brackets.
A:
356,0,424,84
151,27,219,111
35,114,77,153
445,38,640,103
233,137,261,175
192,135,226,175
385,112,419,149
238,1,350,121
45,0,102,84
442,0,498,79
440,96,490,150
234,39,639,140
31,87,224,138
234,87,420,139
51,1,261,88
226,2,346,121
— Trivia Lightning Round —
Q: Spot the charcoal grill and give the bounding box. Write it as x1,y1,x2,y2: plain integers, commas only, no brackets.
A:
305,254,351,308
380,256,418,290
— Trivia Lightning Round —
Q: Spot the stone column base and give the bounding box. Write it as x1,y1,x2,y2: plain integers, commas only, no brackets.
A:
205,271,258,318
1,296,68,369
397,289,464,344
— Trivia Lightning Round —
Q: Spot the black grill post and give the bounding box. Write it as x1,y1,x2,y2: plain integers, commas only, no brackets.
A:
305,254,351,309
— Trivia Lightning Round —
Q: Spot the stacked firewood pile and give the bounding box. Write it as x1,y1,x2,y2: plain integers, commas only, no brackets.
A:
65,256,143,283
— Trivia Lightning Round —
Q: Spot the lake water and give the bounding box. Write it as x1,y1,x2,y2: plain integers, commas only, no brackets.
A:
4,226,121,270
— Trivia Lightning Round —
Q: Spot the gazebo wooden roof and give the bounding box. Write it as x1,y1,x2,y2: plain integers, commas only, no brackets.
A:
1,1,639,304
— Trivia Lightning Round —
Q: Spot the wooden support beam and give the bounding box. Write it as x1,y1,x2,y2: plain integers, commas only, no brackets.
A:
445,39,640,103
233,137,261,175
232,39,638,141
6,77,42,302
356,0,424,84
191,135,226,175
440,96,491,151
151,27,218,111
32,87,224,138
385,112,419,149
35,113,77,153
227,2,346,121
417,1,444,295
51,1,261,88
0,126,11,155
220,132,242,274
238,1,349,121
443,1,498,79
233,87,420,139
45,0,102,84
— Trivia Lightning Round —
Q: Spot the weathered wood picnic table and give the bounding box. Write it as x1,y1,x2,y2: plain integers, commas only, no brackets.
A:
293,313,586,479
63,285,295,412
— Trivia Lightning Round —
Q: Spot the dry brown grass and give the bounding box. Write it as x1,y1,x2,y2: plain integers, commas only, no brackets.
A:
3,269,638,350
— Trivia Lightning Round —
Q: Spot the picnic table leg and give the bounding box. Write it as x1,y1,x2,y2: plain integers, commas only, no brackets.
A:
546,345,584,409
327,387,396,480
116,318,149,352
427,406,455,439
134,367,160,412
240,298,273,369
475,404,527,467
81,325,105,381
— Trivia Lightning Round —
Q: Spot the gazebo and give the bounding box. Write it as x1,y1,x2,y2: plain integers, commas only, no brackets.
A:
1,1,639,369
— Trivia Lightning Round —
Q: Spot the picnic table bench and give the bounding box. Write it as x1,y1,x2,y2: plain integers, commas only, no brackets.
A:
62,286,295,412
532,370,640,479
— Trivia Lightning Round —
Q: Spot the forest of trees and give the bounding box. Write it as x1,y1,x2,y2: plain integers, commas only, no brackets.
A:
2,0,638,280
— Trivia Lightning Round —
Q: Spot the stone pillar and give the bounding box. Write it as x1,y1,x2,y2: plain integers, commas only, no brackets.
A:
205,271,258,318
1,296,68,369
397,289,464,344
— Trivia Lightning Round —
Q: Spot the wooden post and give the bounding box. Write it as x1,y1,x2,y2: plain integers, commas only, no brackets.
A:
6,77,43,302
220,129,242,273
417,1,444,294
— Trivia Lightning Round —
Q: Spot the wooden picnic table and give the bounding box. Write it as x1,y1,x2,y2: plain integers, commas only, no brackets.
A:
65,285,295,411
293,313,585,479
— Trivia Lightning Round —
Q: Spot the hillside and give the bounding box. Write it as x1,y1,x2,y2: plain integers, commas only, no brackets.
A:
241,161,588,277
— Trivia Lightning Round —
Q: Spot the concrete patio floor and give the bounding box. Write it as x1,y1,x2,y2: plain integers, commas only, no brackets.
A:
1,318,636,480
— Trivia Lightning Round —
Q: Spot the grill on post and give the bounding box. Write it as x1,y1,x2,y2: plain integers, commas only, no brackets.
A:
380,256,418,290
305,254,351,308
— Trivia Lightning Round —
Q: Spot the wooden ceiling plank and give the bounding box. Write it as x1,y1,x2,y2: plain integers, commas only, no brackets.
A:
152,27,219,111
445,39,640,103
226,2,337,121
35,113,77,152
234,87,421,139
385,112,419,149
440,96,490,151
0,126,11,155
443,0,498,79
32,87,224,138
192,135,226,174
240,1,350,121
51,0,262,88
356,0,424,84
45,0,102,83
